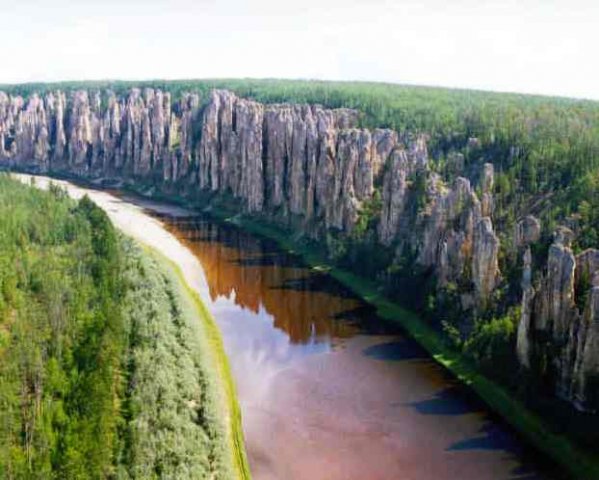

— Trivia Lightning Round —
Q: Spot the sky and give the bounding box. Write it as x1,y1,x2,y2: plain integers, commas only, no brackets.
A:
1,0,598,100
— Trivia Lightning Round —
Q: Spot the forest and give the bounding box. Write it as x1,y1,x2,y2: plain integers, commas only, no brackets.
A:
0,176,238,479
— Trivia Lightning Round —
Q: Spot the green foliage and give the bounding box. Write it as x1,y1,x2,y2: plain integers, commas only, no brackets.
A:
0,177,124,479
0,176,238,479
441,320,462,350
411,170,429,212
118,240,235,480
573,170,599,250
463,306,521,383
353,190,382,239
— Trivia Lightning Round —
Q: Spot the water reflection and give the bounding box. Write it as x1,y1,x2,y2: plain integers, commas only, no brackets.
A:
150,211,554,480
159,215,371,344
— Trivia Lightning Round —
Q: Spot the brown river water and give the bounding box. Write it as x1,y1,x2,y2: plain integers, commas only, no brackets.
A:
18,174,556,480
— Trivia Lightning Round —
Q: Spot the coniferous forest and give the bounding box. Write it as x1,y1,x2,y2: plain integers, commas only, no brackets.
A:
0,176,239,479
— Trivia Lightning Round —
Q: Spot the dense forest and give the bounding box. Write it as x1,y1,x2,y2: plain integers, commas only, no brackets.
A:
0,176,240,479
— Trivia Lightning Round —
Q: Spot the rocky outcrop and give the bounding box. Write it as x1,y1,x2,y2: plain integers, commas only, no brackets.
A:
517,247,534,368
378,149,408,245
516,225,599,411
197,90,370,225
0,88,199,184
535,227,577,340
406,172,499,305
472,217,500,303
480,163,494,217
515,215,542,247
572,275,599,410
516,215,542,369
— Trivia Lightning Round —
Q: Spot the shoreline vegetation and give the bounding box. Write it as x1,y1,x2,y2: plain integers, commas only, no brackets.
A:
145,248,251,480
125,244,251,480
0,175,250,480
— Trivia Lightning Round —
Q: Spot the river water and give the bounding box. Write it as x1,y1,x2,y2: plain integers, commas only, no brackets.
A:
18,174,554,480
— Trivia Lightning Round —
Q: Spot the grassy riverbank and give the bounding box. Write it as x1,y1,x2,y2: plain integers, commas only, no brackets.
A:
126,241,250,480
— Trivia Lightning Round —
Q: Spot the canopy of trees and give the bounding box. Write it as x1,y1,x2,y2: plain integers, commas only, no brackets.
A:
0,176,235,479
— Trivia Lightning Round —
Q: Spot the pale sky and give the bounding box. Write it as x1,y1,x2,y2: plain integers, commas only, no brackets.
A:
1,0,598,99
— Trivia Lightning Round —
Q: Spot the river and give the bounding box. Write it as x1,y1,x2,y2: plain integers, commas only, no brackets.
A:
18,174,554,480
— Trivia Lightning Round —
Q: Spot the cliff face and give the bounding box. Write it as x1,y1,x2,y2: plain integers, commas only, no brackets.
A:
517,225,599,411
1,87,598,412
0,88,199,183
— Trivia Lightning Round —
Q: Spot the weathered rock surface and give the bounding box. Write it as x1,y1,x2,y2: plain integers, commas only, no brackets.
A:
516,224,599,411
472,217,500,303
515,215,542,247
0,87,198,184
406,173,500,305
480,163,494,217
571,270,599,411
378,149,408,246
517,247,534,368
535,227,577,340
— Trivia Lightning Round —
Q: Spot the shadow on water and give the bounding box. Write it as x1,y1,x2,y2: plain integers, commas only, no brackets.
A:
363,339,429,361
448,422,519,452
448,423,555,478
333,305,402,335
234,252,302,269
405,386,483,416
272,272,361,299
403,386,563,479
164,215,287,256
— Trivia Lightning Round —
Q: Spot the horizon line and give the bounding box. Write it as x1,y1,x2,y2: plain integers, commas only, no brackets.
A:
0,77,597,103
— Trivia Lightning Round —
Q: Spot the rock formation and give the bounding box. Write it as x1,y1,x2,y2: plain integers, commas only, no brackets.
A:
515,215,542,247
515,224,599,411
517,246,534,368
0,88,500,305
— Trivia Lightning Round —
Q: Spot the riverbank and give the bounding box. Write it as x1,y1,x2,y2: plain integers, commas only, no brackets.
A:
147,247,251,480
119,240,250,479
